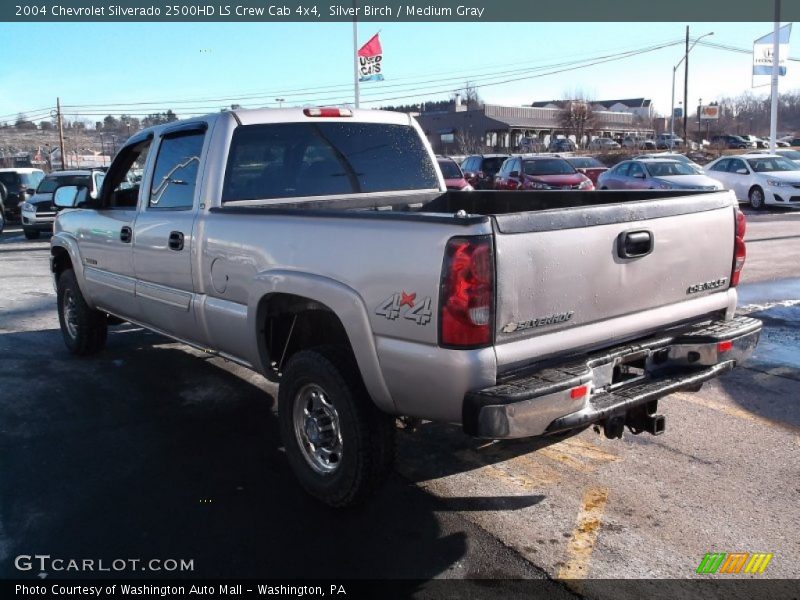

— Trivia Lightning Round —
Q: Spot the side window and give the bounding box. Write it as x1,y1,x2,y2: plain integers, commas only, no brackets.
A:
102,139,153,209
710,159,728,172
513,159,522,174
629,163,644,178
615,162,631,177
728,159,746,174
464,157,475,172
149,131,205,210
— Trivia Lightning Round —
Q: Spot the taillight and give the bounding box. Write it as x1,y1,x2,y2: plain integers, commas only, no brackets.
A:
303,107,353,117
439,236,494,348
731,207,747,287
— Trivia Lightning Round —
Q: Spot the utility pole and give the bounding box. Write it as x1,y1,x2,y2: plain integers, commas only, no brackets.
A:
56,97,66,170
769,0,781,153
683,26,689,143
352,0,360,108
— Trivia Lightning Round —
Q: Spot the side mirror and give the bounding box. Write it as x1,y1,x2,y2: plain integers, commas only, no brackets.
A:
633,172,645,179
509,170,520,178
26,188,36,195
736,168,749,175
54,185,89,209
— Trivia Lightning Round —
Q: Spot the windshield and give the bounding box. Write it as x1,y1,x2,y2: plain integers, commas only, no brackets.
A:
481,157,506,175
222,122,439,201
645,162,696,177
37,175,92,193
747,157,799,172
523,159,577,176
0,172,20,186
568,157,603,169
437,159,463,179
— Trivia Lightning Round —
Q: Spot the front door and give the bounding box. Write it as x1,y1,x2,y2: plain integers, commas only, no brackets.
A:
76,135,153,321
133,123,207,344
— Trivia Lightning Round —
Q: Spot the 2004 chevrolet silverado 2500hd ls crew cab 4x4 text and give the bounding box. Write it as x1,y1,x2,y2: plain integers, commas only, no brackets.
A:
49,107,761,506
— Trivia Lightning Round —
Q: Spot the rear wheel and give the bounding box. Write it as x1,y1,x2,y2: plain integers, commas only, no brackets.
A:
748,186,765,210
0,209,4,234
24,229,40,240
278,346,395,507
56,269,108,355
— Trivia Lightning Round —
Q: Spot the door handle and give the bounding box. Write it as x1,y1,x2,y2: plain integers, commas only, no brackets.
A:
120,226,132,243
617,230,653,259
168,231,185,251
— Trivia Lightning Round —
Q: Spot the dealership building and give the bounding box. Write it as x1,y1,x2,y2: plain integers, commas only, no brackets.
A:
414,98,655,154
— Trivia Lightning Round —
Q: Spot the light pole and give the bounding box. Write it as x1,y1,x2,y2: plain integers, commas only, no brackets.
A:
275,98,285,108
670,31,713,149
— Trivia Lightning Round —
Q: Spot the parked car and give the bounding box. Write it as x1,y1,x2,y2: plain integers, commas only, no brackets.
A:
436,157,472,191
494,155,594,190
710,135,751,150
547,138,577,153
587,138,621,151
518,136,546,153
563,156,608,185
705,153,800,209
781,137,800,147
654,133,684,149
751,147,800,166
21,169,106,239
634,152,704,174
598,159,723,191
740,135,767,149
622,136,656,150
49,107,760,507
460,154,508,190
0,168,45,221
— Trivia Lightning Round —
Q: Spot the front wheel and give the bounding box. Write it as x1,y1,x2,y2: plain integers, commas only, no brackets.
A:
57,269,108,355
278,346,395,507
749,186,765,210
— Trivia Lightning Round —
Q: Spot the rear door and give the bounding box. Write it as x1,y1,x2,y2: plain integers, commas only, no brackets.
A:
133,122,208,343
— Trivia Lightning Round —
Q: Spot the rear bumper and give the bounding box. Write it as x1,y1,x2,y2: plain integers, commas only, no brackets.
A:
463,316,761,439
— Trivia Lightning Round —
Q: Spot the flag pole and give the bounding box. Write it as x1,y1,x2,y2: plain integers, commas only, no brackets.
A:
769,0,780,153
353,0,360,108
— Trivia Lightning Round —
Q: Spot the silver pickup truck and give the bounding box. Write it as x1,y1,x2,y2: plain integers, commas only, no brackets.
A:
50,108,761,506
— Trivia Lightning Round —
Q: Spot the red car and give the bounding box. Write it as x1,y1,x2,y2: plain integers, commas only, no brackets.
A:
563,156,608,186
494,156,594,191
437,157,472,191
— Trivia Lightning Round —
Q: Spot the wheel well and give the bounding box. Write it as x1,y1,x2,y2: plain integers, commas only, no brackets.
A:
749,185,763,195
257,293,351,380
51,246,73,278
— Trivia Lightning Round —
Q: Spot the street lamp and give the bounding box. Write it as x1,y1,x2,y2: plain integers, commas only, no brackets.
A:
670,31,713,150
275,98,285,108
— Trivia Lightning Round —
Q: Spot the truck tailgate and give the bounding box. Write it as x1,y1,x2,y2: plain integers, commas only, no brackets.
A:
492,191,737,361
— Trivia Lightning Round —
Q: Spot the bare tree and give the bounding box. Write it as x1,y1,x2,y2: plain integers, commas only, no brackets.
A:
454,128,485,154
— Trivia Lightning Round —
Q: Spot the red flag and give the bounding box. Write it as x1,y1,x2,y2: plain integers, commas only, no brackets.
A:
358,33,382,57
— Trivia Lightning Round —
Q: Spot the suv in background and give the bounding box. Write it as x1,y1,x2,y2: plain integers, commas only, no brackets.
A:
0,168,45,222
622,136,656,150
21,169,105,239
460,154,509,189
547,138,577,153
710,135,750,149
654,133,684,149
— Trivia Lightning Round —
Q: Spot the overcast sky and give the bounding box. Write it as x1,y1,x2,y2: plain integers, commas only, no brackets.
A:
1,21,797,125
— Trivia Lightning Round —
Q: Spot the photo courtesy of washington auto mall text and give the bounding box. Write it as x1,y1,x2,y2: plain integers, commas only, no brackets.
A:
2,0,800,599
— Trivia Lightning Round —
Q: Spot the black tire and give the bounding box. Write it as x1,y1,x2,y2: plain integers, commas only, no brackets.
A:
278,345,395,507
0,209,5,234
749,186,765,210
56,269,108,355
24,229,40,240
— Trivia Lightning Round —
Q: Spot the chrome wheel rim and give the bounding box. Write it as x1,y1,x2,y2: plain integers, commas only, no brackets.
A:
292,383,343,475
63,289,78,339
751,189,763,208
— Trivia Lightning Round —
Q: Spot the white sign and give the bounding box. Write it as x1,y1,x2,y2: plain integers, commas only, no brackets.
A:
753,24,791,87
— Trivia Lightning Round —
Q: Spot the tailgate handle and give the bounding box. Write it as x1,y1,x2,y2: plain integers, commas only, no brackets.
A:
618,230,653,258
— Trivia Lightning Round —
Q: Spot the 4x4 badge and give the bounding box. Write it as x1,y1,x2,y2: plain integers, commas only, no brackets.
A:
376,292,432,325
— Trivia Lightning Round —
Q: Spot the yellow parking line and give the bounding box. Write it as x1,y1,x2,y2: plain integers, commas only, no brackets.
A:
557,486,609,583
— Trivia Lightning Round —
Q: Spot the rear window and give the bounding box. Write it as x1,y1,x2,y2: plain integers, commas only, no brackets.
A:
437,159,462,179
523,159,577,176
479,157,506,175
222,122,439,202
567,157,603,169
37,175,91,194
0,173,20,187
